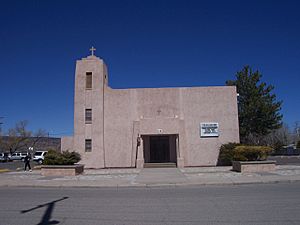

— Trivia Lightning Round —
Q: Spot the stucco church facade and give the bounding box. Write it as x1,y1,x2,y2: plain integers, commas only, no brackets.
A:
61,50,239,168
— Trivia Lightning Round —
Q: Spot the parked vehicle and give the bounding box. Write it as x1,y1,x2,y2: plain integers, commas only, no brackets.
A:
0,153,12,162
33,151,48,164
10,152,28,161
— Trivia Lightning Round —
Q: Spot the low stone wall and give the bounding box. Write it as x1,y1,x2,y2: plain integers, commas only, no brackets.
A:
232,161,276,173
41,164,84,176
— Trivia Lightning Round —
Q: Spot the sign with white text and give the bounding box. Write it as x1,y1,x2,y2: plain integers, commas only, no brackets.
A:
200,123,219,137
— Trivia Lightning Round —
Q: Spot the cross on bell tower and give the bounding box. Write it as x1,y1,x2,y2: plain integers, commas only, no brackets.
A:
89,46,96,56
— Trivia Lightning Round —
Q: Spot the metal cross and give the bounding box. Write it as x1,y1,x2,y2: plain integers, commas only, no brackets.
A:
89,46,96,56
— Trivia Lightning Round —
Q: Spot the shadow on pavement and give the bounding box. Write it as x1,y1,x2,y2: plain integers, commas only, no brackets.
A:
21,197,69,225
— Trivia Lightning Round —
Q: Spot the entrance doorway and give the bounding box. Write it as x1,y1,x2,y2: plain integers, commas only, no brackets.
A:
150,136,170,163
142,134,177,164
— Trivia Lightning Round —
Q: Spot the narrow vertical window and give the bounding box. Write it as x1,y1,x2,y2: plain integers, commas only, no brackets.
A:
86,72,92,89
85,139,92,152
85,109,92,123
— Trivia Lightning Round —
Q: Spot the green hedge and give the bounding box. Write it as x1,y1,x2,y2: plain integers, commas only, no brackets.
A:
233,146,272,161
217,143,241,166
218,143,273,166
43,150,81,165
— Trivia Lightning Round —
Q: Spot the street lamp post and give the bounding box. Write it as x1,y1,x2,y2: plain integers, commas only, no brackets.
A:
28,146,33,154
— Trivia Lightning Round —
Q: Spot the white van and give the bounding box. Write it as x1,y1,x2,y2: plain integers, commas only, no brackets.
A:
33,151,48,164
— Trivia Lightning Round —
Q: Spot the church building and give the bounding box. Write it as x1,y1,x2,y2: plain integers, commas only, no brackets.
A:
61,48,239,168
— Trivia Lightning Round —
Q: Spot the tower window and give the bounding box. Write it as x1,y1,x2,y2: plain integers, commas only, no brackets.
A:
85,109,92,123
85,139,92,152
86,72,92,89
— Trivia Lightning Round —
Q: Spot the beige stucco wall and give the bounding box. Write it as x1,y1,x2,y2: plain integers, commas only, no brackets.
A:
72,56,106,168
61,54,239,168
181,87,239,166
61,136,73,151
104,88,137,168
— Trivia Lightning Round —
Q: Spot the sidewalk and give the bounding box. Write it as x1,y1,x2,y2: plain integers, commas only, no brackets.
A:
0,165,300,188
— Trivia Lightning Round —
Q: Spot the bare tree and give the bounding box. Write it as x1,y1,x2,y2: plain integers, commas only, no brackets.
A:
26,128,47,152
5,121,31,153
0,117,3,148
260,124,292,150
1,121,47,154
293,121,300,143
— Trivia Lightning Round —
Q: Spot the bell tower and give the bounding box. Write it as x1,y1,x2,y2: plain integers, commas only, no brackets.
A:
73,47,108,168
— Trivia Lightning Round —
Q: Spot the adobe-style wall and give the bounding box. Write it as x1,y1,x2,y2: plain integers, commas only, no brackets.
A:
61,54,239,168
104,88,137,168
102,86,239,168
73,56,107,168
181,87,239,166
61,136,73,152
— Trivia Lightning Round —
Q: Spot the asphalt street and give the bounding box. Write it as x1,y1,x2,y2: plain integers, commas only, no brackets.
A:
0,183,300,225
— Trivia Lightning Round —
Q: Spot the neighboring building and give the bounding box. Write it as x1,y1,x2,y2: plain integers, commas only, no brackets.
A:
62,49,239,168
32,137,61,152
0,136,61,153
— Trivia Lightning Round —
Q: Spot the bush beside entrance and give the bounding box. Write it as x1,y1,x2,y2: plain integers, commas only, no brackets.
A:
218,143,273,166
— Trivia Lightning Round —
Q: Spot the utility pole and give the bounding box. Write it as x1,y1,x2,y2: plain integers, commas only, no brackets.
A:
294,121,300,137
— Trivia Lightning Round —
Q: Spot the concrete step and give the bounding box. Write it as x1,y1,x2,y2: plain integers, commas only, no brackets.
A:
144,163,177,168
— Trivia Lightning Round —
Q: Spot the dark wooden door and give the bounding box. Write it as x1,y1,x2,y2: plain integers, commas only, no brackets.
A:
150,136,170,163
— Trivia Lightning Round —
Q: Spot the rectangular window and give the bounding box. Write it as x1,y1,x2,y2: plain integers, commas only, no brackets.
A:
85,139,92,152
86,72,92,89
85,109,92,123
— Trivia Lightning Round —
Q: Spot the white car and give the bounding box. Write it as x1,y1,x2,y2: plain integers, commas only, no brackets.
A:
10,152,28,161
0,153,11,162
33,151,48,164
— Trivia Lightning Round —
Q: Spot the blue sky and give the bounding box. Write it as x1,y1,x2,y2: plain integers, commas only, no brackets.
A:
0,0,299,136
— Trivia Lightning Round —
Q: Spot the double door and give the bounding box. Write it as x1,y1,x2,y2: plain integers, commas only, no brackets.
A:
149,136,170,163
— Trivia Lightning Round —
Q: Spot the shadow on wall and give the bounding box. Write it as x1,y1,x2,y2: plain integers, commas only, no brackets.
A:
21,197,69,225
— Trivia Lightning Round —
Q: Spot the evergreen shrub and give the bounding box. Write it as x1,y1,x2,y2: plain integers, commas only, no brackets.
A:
217,143,241,166
233,146,272,161
218,143,273,166
43,150,81,165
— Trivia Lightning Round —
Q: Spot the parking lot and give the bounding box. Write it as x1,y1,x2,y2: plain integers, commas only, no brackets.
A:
0,160,39,171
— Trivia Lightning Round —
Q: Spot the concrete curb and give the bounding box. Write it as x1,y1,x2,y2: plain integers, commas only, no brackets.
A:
0,178,300,189
1,165,300,188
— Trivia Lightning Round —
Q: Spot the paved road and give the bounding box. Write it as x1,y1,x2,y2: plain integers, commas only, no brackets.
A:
0,183,300,225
